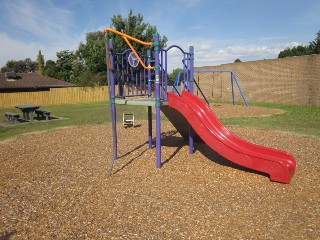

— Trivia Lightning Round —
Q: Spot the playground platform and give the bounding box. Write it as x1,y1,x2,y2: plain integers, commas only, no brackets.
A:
115,97,169,106
105,27,296,184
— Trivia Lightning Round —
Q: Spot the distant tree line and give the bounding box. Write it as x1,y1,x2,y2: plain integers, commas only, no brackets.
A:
0,10,167,87
278,31,320,58
1,58,37,73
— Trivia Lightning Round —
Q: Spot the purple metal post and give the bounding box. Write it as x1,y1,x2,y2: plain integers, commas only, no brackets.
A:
121,54,125,97
161,50,167,99
109,39,117,161
106,37,118,176
189,46,194,93
188,46,194,154
147,50,152,149
154,33,162,168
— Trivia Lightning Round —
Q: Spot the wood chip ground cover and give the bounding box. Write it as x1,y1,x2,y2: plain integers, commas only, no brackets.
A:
0,105,319,239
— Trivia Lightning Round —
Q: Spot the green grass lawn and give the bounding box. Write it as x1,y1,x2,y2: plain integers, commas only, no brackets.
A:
0,102,149,142
0,101,319,142
221,102,320,138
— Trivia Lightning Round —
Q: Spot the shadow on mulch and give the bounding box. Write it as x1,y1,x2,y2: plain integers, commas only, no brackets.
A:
160,130,185,165
160,130,268,179
0,230,18,240
110,129,267,179
112,140,150,174
112,130,182,174
0,116,61,127
123,124,142,129
194,141,269,179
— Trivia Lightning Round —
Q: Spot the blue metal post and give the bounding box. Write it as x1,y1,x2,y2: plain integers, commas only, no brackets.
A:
147,50,152,149
231,71,249,107
231,72,235,105
154,33,162,168
188,46,194,154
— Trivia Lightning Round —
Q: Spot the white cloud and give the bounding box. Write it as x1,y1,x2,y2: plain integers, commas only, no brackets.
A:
195,41,303,66
0,0,89,67
0,30,86,68
3,0,74,42
164,37,302,72
0,32,39,66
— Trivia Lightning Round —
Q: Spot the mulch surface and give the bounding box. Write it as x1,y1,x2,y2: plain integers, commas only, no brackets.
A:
0,104,319,239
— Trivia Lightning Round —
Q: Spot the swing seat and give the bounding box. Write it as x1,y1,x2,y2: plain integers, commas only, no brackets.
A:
123,113,134,127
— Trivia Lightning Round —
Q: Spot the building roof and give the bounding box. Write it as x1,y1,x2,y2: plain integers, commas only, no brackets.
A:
0,72,75,90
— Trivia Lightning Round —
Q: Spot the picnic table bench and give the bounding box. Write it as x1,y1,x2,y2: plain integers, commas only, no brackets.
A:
15,105,40,121
4,112,20,123
35,109,51,120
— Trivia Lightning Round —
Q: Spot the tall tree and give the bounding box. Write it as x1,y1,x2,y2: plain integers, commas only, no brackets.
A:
74,10,168,86
37,50,44,74
109,9,168,54
308,31,320,54
77,31,106,74
55,50,81,84
43,60,58,78
78,70,105,87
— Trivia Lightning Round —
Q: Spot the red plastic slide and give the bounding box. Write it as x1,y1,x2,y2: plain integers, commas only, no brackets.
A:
167,91,296,184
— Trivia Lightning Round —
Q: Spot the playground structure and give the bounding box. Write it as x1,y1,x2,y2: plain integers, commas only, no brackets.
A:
104,28,296,184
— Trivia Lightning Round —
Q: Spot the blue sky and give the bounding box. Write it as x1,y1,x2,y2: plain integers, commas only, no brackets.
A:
0,0,319,71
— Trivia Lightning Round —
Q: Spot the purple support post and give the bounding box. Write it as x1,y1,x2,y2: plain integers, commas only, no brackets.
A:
147,50,152,149
106,37,117,176
154,33,162,168
189,46,194,93
188,46,194,154
121,55,125,97
109,39,117,161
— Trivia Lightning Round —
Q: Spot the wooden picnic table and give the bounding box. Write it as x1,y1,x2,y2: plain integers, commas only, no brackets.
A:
15,105,40,121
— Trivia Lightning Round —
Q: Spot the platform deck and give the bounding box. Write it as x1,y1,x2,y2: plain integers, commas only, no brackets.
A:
115,98,169,106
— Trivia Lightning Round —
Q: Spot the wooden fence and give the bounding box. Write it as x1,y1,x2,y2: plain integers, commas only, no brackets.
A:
2,54,319,108
0,87,109,108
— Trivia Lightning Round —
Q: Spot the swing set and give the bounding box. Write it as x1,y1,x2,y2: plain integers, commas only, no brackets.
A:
194,70,249,106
